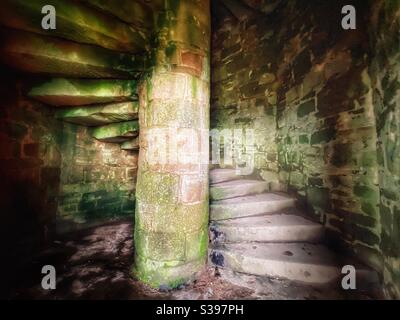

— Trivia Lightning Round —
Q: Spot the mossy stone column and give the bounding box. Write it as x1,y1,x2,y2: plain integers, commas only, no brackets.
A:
134,0,210,288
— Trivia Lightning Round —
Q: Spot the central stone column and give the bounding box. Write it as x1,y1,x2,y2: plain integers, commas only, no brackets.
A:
134,0,210,288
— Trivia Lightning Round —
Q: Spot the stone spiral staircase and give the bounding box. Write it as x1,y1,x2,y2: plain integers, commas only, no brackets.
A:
0,0,164,151
208,168,380,290
28,78,140,151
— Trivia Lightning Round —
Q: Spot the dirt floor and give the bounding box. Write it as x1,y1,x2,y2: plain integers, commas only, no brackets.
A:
9,221,377,300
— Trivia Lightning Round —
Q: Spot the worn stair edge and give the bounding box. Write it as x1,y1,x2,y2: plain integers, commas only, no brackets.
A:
210,179,270,201
1,0,148,53
210,193,297,221
0,28,144,78
210,214,324,244
29,79,137,107
210,168,243,184
209,243,341,284
81,0,155,29
92,120,139,143
55,101,139,126
121,137,139,151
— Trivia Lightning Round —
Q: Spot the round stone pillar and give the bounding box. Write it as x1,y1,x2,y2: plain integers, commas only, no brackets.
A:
134,0,210,288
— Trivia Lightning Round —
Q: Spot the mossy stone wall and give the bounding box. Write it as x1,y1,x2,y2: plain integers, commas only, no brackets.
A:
212,0,400,298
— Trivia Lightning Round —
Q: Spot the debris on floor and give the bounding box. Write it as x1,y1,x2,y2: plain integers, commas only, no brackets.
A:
10,221,376,300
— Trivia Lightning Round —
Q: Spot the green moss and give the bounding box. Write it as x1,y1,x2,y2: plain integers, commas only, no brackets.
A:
92,120,139,142
136,172,179,205
2,0,148,52
165,41,177,58
191,76,198,97
361,201,378,217
299,134,309,144
4,29,144,78
132,255,204,289
310,128,336,145
29,78,138,106
56,101,139,126
354,185,377,199
297,100,315,117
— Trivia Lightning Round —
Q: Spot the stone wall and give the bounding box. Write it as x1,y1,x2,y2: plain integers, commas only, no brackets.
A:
211,12,279,186
211,0,399,298
0,71,62,295
369,0,400,299
0,1,148,295
273,0,381,268
57,123,137,233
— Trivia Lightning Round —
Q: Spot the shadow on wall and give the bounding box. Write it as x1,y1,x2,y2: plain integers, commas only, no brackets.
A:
0,69,62,297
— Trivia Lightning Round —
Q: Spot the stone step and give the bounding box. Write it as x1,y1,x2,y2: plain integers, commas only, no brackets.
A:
55,102,138,126
210,243,382,289
0,0,148,52
217,268,381,299
29,79,137,107
210,179,270,201
0,29,144,78
210,214,324,244
92,120,139,143
209,243,341,284
210,168,242,184
121,138,139,151
210,193,296,221
81,0,155,29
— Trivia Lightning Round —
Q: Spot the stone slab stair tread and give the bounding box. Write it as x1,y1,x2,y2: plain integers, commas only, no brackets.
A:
210,242,342,284
0,28,144,78
28,78,137,107
210,179,270,201
120,138,139,151
83,0,156,28
55,101,138,126
210,168,242,184
92,120,139,143
219,242,338,265
210,192,297,221
216,213,318,227
1,0,148,53
210,213,324,243
210,242,380,287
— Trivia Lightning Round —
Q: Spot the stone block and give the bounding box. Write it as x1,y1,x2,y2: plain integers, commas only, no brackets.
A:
135,201,207,234
167,18,210,50
310,128,336,145
135,229,185,261
185,229,208,262
179,175,206,204
92,120,139,143
56,102,138,126
121,137,139,151
22,143,40,158
81,0,155,28
181,51,204,75
299,134,309,144
297,100,315,118
29,78,137,107
307,187,331,211
146,99,207,129
136,171,179,205
134,255,205,289
1,29,144,78
0,0,148,52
